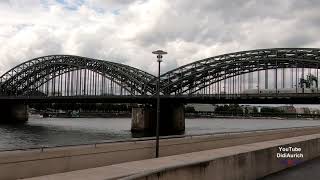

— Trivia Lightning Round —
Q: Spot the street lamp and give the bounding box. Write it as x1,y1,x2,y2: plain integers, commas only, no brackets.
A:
152,50,167,158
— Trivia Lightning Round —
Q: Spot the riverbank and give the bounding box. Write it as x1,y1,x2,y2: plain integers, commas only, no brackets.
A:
186,115,320,120
31,112,320,120
31,112,131,118
4,117,320,151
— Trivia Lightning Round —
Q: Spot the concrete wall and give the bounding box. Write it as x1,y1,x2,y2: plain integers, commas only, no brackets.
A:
25,132,320,180
159,103,185,134
1,126,320,179
131,134,320,180
0,103,28,123
132,105,155,132
131,103,185,135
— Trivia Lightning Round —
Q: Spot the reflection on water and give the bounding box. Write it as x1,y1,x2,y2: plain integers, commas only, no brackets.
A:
1,117,320,150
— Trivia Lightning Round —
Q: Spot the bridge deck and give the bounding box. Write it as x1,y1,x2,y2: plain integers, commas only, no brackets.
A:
1,93,320,104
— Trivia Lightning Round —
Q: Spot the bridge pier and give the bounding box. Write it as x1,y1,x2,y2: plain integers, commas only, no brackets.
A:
0,103,28,123
131,103,185,136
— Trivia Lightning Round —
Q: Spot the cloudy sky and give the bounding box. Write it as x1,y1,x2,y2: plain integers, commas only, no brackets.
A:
0,0,320,75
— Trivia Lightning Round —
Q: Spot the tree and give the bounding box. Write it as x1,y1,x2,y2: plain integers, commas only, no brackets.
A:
185,106,196,113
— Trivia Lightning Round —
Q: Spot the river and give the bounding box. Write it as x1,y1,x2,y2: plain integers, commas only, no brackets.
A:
1,117,320,150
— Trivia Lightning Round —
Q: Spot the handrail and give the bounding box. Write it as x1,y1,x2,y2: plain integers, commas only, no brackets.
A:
0,125,319,152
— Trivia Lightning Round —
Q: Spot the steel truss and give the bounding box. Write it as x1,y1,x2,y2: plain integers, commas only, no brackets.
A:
1,48,320,96
0,55,156,96
158,48,320,95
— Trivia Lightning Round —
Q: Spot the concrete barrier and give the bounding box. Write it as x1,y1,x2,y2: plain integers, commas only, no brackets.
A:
125,134,320,180
25,132,320,180
1,126,320,179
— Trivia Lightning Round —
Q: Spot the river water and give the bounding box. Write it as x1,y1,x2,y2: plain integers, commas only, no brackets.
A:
1,117,320,151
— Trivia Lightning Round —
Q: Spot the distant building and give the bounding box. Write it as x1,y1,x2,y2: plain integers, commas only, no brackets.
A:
278,106,296,114
186,104,215,112
310,108,320,114
296,107,311,114
241,105,255,113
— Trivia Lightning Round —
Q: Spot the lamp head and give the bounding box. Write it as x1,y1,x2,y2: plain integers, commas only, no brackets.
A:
152,50,167,55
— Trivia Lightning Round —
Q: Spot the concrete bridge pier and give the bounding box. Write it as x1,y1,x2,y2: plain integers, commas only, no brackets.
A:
131,103,185,136
0,103,28,123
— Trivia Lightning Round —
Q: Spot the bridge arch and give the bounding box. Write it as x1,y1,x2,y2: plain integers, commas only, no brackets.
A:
2,48,320,97
159,48,320,95
0,55,156,96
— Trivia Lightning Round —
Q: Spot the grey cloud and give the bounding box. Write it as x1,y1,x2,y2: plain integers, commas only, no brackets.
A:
1,0,320,75
134,0,292,48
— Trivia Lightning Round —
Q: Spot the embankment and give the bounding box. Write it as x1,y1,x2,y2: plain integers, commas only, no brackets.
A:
1,126,320,179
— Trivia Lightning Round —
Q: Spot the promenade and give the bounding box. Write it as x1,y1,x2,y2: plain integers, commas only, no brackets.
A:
25,132,320,180
1,126,320,179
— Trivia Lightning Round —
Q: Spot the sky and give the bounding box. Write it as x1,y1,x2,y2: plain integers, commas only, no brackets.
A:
1,0,320,76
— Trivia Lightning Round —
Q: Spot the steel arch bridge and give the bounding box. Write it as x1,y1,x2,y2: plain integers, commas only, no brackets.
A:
1,48,320,99
0,55,156,96
158,48,320,95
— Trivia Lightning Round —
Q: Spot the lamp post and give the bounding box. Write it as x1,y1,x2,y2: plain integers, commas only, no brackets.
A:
152,50,167,158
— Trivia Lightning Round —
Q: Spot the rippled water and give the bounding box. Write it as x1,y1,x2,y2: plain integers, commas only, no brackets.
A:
1,117,320,150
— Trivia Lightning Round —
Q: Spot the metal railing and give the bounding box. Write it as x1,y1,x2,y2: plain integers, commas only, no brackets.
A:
1,125,319,153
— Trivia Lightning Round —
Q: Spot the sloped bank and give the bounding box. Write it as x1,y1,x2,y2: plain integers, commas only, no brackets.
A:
1,126,320,179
